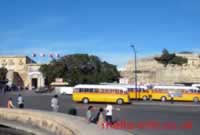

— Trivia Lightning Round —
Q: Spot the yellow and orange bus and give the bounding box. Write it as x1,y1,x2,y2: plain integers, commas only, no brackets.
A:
72,84,130,104
101,84,150,100
150,85,200,103
123,85,149,100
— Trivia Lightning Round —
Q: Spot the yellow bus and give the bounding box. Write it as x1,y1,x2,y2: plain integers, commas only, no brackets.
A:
150,85,200,103
72,84,130,104
101,84,150,100
124,85,149,100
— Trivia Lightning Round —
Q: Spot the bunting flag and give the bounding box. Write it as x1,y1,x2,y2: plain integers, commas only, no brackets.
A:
40,53,45,57
32,53,36,57
31,53,62,58
49,54,54,58
56,53,60,58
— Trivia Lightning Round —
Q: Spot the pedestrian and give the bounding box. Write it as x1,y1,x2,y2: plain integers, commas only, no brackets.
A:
86,105,94,123
97,108,105,128
170,93,174,104
17,94,24,108
7,98,15,108
51,95,59,112
105,104,113,125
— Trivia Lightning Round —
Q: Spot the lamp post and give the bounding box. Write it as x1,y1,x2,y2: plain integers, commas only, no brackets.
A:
130,45,138,100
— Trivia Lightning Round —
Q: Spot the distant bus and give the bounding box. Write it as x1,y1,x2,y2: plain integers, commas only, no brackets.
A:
150,85,200,103
72,84,130,104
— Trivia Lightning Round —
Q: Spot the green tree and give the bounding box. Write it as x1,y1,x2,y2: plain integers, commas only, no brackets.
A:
155,49,187,66
0,67,8,81
169,56,188,65
40,54,120,85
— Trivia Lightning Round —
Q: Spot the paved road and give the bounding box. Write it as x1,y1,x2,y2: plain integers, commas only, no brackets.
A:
0,91,200,135
0,125,33,135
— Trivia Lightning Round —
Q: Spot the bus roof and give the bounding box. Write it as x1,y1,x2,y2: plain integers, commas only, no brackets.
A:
74,84,128,91
101,83,148,89
153,85,199,90
192,84,200,87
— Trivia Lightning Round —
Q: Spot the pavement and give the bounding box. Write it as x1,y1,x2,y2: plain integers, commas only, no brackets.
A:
0,91,200,135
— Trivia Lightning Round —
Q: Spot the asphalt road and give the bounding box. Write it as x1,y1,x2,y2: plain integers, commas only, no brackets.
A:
0,125,34,135
0,91,200,135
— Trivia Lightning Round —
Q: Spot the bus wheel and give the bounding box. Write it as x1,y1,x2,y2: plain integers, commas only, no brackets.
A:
142,96,147,101
161,96,167,102
116,99,123,105
193,97,199,103
82,98,89,104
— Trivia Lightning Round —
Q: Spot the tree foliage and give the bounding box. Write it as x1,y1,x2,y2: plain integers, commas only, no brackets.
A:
40,54,120,85
154,49,188,66
0,67,8,81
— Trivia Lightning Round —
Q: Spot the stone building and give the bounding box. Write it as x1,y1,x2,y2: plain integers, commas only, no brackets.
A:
0,56,45,90
120,53,200,85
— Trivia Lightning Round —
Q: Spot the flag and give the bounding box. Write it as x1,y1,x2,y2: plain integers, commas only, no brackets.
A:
32,53,36,57
56,53,60,58
40,53,45,57
49,54,54,58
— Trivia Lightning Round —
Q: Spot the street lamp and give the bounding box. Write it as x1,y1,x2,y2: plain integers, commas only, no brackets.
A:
130,45,138,100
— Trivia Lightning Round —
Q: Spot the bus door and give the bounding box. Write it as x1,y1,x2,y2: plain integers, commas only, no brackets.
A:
128,88,136,99
139,89,149,100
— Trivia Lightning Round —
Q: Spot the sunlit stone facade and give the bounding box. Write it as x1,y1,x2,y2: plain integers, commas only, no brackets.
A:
121,53,200,85
0,56,45,89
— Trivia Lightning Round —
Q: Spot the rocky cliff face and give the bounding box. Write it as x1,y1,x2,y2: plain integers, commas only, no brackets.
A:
121,53,200,84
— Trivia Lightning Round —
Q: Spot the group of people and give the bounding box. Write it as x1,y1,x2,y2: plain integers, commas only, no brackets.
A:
7,94,24,109
86,104,114,128
7,94,58,111
7,94,115,129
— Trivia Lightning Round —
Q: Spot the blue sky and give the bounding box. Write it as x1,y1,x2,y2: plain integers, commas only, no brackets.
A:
0,0,200,68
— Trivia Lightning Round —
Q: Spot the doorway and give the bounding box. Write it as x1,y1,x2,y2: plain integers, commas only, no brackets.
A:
31,78,38,89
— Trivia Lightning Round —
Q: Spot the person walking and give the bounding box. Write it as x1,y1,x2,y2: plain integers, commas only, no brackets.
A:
51,95,59,112
170,93,174,104
97,108,105,128
7,98,15,108
86,105,94,123
17,94,24,108
105,104,113,124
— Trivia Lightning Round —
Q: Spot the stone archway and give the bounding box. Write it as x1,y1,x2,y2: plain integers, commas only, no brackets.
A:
28,72,44,90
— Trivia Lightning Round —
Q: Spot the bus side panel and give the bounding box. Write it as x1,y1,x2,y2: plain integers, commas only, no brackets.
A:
105,93,129,103
72,92,82,102
151,91,170,100
128,91,137,99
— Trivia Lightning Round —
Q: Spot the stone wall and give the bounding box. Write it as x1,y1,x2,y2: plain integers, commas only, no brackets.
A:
121,53,200,84
0,108,132,135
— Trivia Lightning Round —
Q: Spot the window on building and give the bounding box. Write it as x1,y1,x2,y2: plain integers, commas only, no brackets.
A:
9,60,15,65
19,59,24,65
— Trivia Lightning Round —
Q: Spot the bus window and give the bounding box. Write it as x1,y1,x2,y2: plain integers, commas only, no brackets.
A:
124,91,128,94
93,89,98,93
79,88,82,92
89,88,93,92
74,88,79,92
